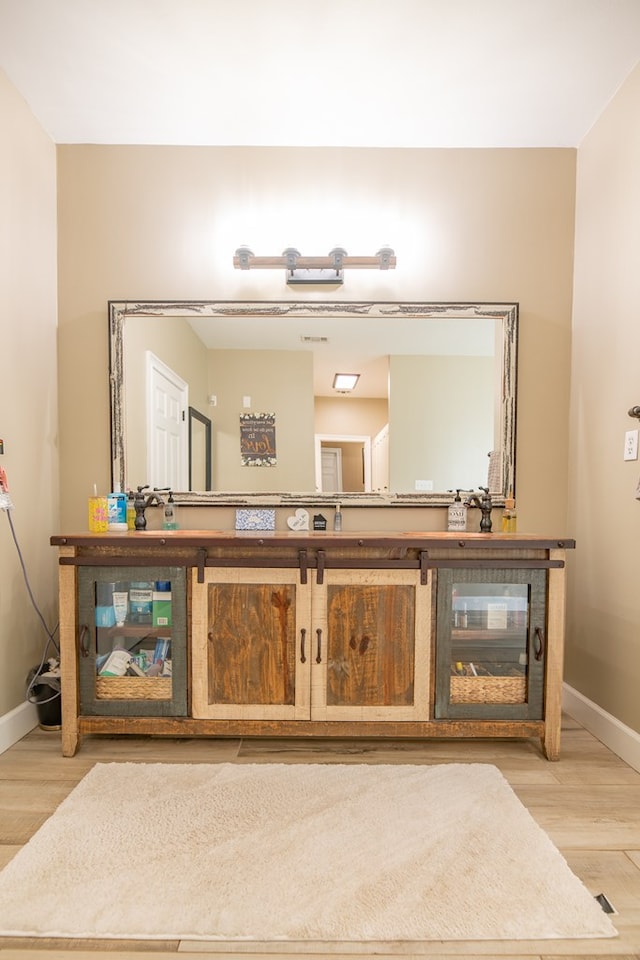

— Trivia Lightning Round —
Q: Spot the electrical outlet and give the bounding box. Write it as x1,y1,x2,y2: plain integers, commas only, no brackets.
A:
243,396,251,409
624,429,638,461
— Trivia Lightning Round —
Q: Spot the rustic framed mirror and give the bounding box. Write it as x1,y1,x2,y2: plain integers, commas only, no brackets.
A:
109,299,518,507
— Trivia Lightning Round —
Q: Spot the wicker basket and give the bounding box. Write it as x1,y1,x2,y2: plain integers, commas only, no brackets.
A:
96,677,172,700
450,675,526,704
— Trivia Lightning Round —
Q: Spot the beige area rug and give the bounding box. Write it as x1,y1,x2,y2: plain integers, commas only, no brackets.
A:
0,761,617,942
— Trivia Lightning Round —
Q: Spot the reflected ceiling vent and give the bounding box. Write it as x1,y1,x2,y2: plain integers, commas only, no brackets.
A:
301,336,329,343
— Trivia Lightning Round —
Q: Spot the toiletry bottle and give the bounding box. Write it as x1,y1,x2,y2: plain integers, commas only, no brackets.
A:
502,491,517,533
447,489,467,532
107,482,128,531
126,491,136,530
334,502,342,531
88,484,108,533
163,491,178,530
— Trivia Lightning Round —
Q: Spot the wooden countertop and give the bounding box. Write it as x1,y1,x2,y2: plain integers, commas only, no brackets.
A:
50,530,575,550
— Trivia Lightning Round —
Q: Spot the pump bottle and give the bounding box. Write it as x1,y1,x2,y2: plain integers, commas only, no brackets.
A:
162,492,178,530
447,490,468,532
333,503,342,531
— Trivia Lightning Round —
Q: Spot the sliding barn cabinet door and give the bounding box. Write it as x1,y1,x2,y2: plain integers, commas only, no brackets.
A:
311,568,431,721
191,567,431,722
191,568,312,720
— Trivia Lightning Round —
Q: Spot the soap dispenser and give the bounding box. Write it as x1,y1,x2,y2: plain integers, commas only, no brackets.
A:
333,502,342,532
447,490,468,532
162,491,178,530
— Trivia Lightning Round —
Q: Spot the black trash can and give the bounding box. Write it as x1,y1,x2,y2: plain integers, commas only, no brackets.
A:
26,665,61,730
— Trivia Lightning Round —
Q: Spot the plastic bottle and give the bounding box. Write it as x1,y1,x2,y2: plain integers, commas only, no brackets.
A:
126,491,136,530
162,491,178,530
333,502,342,531
502,492,517,533
107,482,128,531
447,489,468,531
88,483,108,533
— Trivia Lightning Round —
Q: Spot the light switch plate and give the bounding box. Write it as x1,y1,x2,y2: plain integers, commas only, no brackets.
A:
624,429,639,461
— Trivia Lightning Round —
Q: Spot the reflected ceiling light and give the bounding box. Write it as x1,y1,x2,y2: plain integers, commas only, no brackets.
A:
333,373,360,392
233,246,396,285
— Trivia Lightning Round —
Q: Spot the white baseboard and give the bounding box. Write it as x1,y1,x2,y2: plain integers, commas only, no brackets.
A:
563,683,640,773
0,700,38,755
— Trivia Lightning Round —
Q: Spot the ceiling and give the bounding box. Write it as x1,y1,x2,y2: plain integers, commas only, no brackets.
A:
3,2,639,399
1,0,640,148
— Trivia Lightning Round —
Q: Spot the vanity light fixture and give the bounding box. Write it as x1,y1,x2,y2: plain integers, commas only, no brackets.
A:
233,246,396,285
333,373,360,393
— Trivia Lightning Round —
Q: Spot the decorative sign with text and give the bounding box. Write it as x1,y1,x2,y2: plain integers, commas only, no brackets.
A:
240,413,277,466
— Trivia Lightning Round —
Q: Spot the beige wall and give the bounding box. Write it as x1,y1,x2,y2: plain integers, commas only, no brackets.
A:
568,61,640,733
389,354,494,493
0,70,58,717
314,397,388,439
57,145,576,537
207,349,315,491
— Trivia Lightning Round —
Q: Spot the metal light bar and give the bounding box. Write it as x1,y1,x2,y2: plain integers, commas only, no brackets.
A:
233,246,396,284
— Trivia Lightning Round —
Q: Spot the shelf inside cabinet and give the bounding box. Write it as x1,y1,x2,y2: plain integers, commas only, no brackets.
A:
99,624,173,640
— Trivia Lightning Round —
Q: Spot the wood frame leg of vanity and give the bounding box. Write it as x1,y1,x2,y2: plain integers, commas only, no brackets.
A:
58,545,80,757
542,549,567,761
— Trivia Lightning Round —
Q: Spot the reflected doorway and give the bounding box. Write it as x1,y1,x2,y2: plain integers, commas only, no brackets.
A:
146,352,189,490
315,434,372,493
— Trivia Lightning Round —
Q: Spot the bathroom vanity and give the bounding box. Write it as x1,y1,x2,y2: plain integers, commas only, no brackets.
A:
50,531,574,758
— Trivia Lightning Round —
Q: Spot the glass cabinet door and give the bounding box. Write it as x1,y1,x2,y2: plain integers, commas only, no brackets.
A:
77,566,187,716
435,568,546,719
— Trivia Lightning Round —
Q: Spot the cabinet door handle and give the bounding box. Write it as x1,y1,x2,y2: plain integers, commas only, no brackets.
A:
534,626,545,661
316,628,322,664
78,624,89,658
300,628,307,663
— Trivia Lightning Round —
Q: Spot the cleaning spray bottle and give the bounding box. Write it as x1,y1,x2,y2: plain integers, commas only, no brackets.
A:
447,490,468,532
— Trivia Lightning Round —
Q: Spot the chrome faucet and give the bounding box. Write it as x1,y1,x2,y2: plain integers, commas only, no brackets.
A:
465,486,493,532
132,484,165,530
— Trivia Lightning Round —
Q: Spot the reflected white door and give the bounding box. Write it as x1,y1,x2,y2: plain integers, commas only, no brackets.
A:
372,423,389,492
146,352,188,490
321,447,343,492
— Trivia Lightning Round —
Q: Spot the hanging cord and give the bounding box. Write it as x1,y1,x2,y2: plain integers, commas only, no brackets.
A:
2,488,60,704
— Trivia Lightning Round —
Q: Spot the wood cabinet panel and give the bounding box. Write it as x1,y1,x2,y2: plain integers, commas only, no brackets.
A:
191,568,311,721
325,583,415,708
311,568,431,722
206,582,297,706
